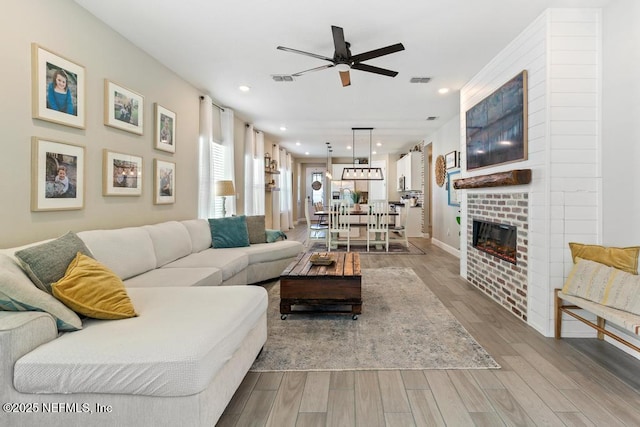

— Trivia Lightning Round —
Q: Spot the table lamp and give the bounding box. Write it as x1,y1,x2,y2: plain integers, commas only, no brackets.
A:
215,180,235,217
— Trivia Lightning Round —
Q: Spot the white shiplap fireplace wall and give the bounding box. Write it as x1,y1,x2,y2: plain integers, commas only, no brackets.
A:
459,8,601,337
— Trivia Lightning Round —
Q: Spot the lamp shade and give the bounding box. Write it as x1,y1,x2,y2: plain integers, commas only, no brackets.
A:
214,180,235,196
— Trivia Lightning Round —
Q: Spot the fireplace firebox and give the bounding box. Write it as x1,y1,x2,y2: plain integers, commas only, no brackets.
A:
472,219,517,264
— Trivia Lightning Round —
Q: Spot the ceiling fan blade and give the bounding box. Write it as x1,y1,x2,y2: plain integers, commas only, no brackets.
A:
350,43,405,63
351,62,398,77
331,25,349,59
292,64,334,77
277,46,334,63
339,70,351,87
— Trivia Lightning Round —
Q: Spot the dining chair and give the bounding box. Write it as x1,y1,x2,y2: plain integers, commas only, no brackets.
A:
304,201,328,248
366,200,389,252
313,201,328,226
328,201,351,251
389,205,409,248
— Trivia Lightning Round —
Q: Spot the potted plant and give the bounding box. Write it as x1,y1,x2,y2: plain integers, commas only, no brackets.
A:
350,190,361,211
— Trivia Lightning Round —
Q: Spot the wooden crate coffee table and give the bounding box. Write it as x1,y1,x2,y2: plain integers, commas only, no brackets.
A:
280,252,362,320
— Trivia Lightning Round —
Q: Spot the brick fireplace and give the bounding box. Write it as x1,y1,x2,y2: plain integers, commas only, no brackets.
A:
466,193,528,321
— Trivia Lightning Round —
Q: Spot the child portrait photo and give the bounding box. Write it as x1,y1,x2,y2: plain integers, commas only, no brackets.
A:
31,138,85,211
104,80,144,135
102,150,143,197
31,44,85,129
154,104,176,153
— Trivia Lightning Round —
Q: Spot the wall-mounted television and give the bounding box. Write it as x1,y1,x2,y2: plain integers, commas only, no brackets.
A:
465,70,528,170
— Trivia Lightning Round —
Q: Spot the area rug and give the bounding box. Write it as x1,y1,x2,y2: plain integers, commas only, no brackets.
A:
307,240,425,254
250,267,500,371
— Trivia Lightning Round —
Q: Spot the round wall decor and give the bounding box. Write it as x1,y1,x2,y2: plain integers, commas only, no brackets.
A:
435,155,446,187
311,180,322,190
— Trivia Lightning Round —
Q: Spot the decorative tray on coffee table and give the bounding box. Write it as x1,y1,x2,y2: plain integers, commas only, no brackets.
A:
310,253,334,266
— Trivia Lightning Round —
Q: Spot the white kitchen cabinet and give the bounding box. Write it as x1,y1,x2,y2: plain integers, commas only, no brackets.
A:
396,152,422,191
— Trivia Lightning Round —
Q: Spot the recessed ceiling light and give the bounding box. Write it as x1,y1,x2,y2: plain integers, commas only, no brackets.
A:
238,85,250,92
295,142,301,146
304,152,310,155
347,145,352,150
438,88,450,94
372,151,377,155
376,142,382,147
279,126,287,131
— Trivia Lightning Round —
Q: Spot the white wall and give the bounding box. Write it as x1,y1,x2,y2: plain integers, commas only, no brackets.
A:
602,0,640,245
1,0,201,248
429,115,462,253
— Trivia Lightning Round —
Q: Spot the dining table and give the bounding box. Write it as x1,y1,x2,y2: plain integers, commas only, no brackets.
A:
314,209,399,250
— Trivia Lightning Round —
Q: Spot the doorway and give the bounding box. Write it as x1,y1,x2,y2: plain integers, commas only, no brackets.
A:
424,143,433,238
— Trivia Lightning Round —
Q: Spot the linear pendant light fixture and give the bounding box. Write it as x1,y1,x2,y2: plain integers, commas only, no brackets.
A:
341,127,384,181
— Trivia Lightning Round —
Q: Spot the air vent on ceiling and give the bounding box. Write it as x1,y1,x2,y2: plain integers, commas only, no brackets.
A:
410,77,431,83
426,116,438,121
272,75,295,82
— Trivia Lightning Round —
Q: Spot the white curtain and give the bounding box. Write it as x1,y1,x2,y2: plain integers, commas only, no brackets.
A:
197,96,214,219
244,126,265,215
279,148,294,230
198,96,235,218
220,108,236,216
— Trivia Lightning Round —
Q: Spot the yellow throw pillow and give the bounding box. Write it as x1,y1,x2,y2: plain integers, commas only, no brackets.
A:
52,252,137,320
569,242,640,275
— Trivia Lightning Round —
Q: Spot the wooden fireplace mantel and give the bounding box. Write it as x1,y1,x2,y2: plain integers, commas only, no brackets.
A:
453,169,531,189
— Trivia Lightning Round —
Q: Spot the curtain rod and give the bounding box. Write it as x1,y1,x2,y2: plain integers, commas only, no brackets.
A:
199,95,224,111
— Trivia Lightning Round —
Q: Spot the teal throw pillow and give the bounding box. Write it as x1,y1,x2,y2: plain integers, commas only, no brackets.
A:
209,216,250,248
266,229,287,243
15,231,94,294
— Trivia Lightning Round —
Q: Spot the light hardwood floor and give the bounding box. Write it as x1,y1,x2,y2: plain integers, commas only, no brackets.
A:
217,224,640,426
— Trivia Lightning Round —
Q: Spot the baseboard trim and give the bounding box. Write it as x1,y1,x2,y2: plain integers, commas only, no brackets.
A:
431,238,460,258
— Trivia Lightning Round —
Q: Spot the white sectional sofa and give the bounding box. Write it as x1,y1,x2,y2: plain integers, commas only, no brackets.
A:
0,218,303,427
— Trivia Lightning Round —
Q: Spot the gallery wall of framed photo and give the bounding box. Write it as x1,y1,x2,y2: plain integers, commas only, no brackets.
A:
30,44,183,210
3,0,201,247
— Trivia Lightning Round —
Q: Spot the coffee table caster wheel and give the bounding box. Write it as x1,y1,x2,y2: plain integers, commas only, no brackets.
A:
352,315,358,320
281,314,287,320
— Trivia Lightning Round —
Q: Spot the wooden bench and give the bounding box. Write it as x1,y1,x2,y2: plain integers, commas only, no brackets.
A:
555,289,640,353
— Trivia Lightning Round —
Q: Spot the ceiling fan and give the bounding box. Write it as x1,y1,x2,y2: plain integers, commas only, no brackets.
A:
277,25,405,87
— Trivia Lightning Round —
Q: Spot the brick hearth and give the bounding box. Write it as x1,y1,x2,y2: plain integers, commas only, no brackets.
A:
466,193,528,322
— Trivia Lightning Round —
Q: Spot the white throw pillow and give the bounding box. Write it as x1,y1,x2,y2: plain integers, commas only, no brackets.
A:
0,254,82,331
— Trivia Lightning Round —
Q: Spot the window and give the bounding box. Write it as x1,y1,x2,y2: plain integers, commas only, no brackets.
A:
311,172,323,204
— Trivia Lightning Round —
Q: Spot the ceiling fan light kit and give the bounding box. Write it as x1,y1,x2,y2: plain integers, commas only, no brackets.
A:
341,128,384,181
277,25,404,87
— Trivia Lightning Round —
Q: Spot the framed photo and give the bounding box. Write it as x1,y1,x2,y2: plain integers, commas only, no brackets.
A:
466,70,528,170
445,150,458,169
153,159,175,204
103,150,143,196
447,170,461,207
31,44,85,129
104,80,144,135
31,137,84,211
154,104,176,153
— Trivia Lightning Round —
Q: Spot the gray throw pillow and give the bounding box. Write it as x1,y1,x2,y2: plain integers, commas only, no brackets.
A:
15,231,93,294
246,215,267,244
0,254,82,331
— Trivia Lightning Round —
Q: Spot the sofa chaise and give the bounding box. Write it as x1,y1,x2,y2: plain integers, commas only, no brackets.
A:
0,217,303,426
